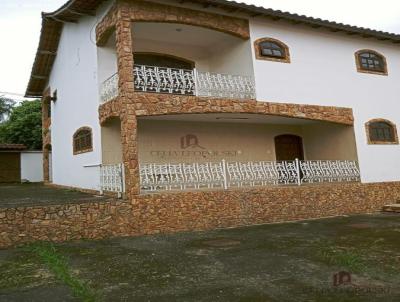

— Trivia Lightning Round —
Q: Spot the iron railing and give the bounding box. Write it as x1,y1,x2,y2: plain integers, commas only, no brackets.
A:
100,65,256,103
100,73,119,103
100,163,125,197
139,159,360,193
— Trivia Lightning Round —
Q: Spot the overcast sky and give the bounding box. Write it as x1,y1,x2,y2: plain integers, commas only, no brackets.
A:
1,0,400,99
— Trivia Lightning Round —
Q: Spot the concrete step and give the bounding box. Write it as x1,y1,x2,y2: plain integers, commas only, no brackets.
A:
382,204,400,213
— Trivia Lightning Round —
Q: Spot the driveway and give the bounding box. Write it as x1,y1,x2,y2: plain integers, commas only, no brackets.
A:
0,183,110,208
1,213,400,301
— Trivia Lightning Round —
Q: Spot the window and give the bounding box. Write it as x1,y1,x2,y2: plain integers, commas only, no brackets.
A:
355,50,387,75
365,119,398,144
254,38,290,63
73,127,93,154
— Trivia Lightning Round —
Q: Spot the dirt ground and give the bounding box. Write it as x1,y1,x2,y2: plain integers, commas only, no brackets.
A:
0,183,110,208
1,213,400,301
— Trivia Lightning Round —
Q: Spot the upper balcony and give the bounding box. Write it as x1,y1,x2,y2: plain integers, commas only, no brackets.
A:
98,22,255,103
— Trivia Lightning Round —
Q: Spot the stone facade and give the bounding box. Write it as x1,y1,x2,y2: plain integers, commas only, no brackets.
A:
1,182,400,248
96,0,250,47
42,89,51,183
99,93,354,125
96,0,356,199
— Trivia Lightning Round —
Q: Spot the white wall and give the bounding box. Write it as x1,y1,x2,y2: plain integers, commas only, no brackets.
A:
208,39,254,76
250,19,400,183
138,119,357,163
97,33,118,84
48,15,103,190
133,37,211,71
21,152,43,182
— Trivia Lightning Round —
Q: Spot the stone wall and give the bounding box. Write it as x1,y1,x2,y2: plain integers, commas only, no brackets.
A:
42,90,51,183
99,94,354,125
96,0,250,46
1,182,400,248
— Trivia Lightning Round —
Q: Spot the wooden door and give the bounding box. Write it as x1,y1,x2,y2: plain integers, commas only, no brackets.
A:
274,135,304,161
0,152,21,182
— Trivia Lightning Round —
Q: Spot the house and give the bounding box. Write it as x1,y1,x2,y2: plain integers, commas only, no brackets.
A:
25,0,400,229
0,144,44,183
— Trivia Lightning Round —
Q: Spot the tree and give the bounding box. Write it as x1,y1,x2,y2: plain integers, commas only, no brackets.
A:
0,100,42,150
0,96,15,122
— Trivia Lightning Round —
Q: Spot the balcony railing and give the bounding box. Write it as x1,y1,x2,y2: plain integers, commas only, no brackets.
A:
100,163,125,197
139,160,360,193
100,73,119,103
100,65,256,103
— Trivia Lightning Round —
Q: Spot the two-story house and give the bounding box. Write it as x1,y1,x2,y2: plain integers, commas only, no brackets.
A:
26,0,400,232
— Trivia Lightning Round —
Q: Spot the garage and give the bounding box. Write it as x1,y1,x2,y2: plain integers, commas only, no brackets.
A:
0,144,25,183
0,144,43,183
0,152,21,183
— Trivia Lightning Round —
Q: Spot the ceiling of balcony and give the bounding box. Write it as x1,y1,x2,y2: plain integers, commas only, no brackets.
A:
132,22,241,47
139,113,319,125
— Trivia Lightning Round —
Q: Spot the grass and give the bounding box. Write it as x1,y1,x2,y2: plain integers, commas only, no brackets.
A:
317,245,365,272
0,259,44,289
25,242,100,302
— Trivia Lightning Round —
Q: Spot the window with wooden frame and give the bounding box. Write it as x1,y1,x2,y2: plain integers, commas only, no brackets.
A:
355,50,388,75
73,127,93,154
365,119,398,145
254,38,290,63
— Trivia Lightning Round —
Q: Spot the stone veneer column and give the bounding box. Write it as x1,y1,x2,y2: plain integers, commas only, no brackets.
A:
41,91,51,183
115,0,139,196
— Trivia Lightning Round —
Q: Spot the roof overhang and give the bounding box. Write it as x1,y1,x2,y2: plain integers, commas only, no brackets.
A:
0,144,27,151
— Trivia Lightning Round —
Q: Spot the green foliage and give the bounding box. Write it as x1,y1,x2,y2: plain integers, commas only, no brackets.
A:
0,100,42,149
0,96,15,122
317,245,365,272
26,242,99,302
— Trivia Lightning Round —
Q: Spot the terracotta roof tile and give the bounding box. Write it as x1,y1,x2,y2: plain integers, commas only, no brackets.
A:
0,144,27,151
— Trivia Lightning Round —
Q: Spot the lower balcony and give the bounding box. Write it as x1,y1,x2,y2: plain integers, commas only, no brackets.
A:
99,159,360,195
99,113,360,195
139,159,360,193
100,64,256,103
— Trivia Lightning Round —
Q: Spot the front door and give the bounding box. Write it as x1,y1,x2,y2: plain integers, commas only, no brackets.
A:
274,135,304,161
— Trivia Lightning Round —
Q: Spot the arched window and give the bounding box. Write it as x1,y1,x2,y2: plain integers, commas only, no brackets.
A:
73,127,93,154
254,38,290,63
355,50,387,75
134,53,194,70
365,119,398,144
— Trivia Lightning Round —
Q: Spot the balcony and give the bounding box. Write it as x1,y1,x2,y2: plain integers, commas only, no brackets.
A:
99,159,360,195
139,159,360,193
100,65,256,103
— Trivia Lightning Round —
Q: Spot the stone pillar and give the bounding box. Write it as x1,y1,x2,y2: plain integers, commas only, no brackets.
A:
115,0,140,196
42,91,51,183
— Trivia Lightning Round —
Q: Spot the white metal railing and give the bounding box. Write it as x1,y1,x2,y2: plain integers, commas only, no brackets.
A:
133,64,256,99
100,65,256,103
133,65,195,95
195,70,256,99
139,160,360,193
100,73,119,103
100,163,125,197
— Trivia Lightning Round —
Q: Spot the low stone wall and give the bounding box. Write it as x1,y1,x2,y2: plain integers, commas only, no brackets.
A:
1,182,400,248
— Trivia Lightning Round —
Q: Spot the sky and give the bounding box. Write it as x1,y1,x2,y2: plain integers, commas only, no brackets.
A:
1,0,400,100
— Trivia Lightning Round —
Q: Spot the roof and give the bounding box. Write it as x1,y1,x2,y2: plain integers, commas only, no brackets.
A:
0,144,27,151
25,0,400,97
